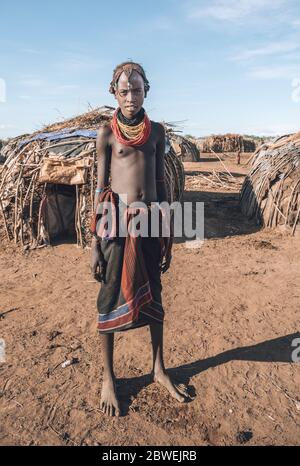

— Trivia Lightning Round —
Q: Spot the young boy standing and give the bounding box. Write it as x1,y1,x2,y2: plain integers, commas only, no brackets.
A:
91,62,189,416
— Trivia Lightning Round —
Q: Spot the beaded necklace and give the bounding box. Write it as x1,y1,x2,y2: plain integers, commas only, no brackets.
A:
111,107,151,147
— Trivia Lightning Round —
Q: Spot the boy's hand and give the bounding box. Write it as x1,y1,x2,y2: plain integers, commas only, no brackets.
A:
160,251,172,274
90,238,107,283
159,208,173,274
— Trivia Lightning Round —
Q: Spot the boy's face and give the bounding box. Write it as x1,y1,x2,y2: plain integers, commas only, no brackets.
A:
114,70,145,119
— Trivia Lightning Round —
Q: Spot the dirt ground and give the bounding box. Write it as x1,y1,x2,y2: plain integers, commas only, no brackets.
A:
0,153,299,446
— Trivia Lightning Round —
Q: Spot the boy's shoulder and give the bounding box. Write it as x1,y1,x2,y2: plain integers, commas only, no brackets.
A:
98,121,112,134
150,120,165,138
150,120,165,130
96,122,113,143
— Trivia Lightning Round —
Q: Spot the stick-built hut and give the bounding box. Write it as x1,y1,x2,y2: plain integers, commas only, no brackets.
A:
166,128,200,162
0,139,9,164
240,132,300,235
0,106,185,249
200,134,256,153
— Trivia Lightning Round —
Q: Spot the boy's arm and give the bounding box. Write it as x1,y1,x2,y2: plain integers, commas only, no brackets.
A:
94,124,112,207
90,125,111,282
155,123,173,273
155,123,168,203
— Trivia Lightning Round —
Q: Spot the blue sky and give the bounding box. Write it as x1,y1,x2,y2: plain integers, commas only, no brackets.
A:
0,0,299,138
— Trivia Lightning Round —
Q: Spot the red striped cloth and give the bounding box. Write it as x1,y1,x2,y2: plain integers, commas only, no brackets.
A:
91,188,172,332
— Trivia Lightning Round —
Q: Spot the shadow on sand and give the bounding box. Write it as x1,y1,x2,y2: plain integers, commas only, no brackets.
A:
173,189,260,244
116,332,300,415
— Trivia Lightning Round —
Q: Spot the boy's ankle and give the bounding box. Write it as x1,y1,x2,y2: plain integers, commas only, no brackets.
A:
102,373,116,383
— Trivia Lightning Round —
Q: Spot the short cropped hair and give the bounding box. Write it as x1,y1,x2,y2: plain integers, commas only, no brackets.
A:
109,61,150,97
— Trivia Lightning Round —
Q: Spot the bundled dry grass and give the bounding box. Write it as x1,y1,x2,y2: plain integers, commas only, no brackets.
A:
166,129,200,162
0,107,185,249
185,170,242,192
200,134,256,153
240,132,300,234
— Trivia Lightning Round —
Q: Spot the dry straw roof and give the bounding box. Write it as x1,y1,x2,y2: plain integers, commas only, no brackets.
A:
200,134,256,153
0,107,185,249
166,129,200,162
240,132,300,234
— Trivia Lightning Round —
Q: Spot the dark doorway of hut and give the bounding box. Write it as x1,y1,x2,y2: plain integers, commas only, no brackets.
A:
44,184,77,245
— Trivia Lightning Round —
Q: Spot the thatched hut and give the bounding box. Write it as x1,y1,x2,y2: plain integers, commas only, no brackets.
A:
0,107,185,249
200,134,256,153
0,139,8,163
240,132,300,234
167,130,200,162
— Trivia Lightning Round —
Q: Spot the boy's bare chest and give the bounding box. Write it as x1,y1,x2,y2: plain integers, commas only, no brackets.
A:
111,138,157,161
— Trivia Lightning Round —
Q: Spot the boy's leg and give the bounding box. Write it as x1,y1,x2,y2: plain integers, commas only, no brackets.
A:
100,332,121,416
150,322,189,402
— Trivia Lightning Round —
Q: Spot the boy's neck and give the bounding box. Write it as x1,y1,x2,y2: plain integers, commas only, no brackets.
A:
118,107,145,126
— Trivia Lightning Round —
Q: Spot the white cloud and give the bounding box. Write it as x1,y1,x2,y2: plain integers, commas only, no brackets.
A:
248,64,300,79
21,48,41,55
245,124,299,136
18,95,31,100
19,77,44,87
0,124,16,130
47,84,80,96
57,85,80,90
280,51,300,61
0,78,6,103
232,40,300,61
18,76,80,95
188,0,285,21
180,121,299,138
54,56,106,72
151,17,173,30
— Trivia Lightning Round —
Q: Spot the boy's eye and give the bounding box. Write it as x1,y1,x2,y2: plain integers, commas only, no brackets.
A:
118,89,143,97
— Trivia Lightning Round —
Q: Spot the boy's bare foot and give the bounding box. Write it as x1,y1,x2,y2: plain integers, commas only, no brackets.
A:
100,377,121,416
153,370,190,402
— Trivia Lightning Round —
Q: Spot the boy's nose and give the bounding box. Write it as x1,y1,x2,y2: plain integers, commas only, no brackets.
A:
125,90,136,101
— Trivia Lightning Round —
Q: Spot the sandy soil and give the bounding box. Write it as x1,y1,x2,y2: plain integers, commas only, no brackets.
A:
0,153,299,446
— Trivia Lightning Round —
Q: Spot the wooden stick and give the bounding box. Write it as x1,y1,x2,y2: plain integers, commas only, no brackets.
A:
269,180,286,223
0,144,30,191
14,166,24,243
36,184,47,245
210,148,235,179
75,185,80,246
292,205,300,235
212,170,226,187
23,171,37,205
285,179,300,226
198,173,219,187
90,151,95,213
77,186,83,247
19,183,24,246
29,172,38,243
0,196,11,241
